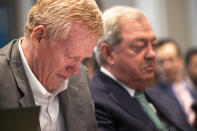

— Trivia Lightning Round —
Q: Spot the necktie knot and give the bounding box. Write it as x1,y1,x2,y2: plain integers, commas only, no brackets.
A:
134,91,145,99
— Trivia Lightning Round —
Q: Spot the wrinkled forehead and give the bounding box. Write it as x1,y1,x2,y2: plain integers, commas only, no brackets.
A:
122,17,153,31
61,24,97,58
120,18,155,40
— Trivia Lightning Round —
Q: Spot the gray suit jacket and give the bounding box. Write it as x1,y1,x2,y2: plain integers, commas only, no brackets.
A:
0,39,97,131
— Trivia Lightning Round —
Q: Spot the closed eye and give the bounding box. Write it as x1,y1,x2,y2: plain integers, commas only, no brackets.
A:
129,40,146,53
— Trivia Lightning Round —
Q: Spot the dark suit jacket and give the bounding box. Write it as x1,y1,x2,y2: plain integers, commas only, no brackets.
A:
90,69,196,131
146,81,197,131
0,39,97,131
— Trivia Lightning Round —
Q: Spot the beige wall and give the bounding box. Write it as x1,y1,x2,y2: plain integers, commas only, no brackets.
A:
11,0,197,53
166,0,191,53
189,0,197,47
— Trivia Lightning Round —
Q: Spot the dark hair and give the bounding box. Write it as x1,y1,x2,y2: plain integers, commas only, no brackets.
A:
157,38,182,57
185,48,197,66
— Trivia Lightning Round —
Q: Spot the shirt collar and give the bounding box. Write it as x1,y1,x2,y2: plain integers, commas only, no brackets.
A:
18,38,68,99
100,66,135,97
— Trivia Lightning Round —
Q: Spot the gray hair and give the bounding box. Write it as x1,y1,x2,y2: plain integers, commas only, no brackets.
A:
94,6,145,65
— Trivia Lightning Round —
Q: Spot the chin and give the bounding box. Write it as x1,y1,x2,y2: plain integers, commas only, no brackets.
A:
138,86,148,91
47,78,63,91
142,75,155,85
144,73,155,80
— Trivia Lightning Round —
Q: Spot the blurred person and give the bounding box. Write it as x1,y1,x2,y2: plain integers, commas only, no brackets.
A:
0,0,103,131
185,48,197,128
91,6,195,131
185,49,197,90
151,38,197,128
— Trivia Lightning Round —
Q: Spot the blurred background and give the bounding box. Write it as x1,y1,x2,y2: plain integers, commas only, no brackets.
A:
0,0,196,54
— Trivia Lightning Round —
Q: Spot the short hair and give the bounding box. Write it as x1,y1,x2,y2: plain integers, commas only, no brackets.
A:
94,6,145,65
185,48,197,66
25,0,103,42
156,38,182,57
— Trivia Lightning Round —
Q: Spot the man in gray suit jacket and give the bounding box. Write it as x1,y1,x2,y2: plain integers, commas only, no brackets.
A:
0,0,103,131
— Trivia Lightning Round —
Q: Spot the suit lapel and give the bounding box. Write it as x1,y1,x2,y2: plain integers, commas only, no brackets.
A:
5,39,40,131
59,77,86,131
9,39,36,107
97,70,158,130
58,90,68,131
109,84,150,122
146,87,189,131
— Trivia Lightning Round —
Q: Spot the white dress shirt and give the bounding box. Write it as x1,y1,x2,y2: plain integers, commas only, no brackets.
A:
19,38,67,131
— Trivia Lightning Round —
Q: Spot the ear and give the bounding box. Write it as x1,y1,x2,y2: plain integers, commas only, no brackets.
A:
100,43,115,65
31,25,45,48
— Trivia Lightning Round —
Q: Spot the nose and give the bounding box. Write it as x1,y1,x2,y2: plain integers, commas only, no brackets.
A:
162,60,171,71
66,62,81,75
145,44,156,60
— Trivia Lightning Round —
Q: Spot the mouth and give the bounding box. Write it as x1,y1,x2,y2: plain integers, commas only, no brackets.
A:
57,74,68,80
143,65,155,72
165,71,175,77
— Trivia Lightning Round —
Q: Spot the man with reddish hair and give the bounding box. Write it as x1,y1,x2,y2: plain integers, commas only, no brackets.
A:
0,0,103,131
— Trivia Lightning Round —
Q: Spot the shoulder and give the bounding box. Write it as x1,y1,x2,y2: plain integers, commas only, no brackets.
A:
90,69,113,91
0,39,18,84
0,39,18,58
0,39,22,109
90,69,112,99
90,70,120,114
67,64,91,99
66,64,97,131
0,39,19,73
146,81,171,94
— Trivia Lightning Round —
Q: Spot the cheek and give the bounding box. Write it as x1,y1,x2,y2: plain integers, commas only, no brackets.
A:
52,56,70,72
119,58,139,75
173,63,181,72
190,67,197,75
130,57,144,70
123,53,142,70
